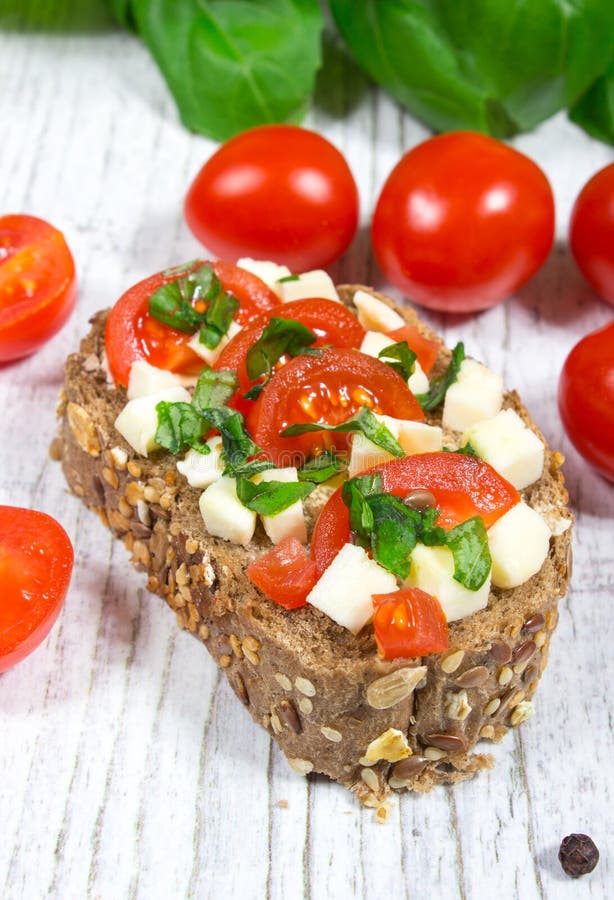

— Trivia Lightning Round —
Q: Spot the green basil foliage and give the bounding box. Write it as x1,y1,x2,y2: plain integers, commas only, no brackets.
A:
378,341,417,381
297,451,346,483
281,406,404,457
246,318,317,381
444,442,477,457
155,401,210,454
416,342,464,412
192,366,238,413
570,58,614,145
445,517,491,591
236,476,316,515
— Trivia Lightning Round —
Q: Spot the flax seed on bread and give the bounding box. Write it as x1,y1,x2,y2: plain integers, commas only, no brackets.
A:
55,286,572,806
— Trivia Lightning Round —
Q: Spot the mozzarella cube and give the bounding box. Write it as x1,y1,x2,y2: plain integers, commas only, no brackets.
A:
199,476,256,546
397,421,443,455
442,358,503,432
114,386,191,457
349,432,396,477
353,290,404,331
237,258,291,297
276,269,340,303
405,544,491,622
177,436,225,488
360,330,430,395
307,543,397,634
256,467,307,545
487,502,551,589
187,320,242,366
463,408,544,490
408,361,429,395
127,360,184,399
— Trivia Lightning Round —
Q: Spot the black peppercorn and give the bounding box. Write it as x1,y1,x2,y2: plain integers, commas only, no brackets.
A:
558,833,599,878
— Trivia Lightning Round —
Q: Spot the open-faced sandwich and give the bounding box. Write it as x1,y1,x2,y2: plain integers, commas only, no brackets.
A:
54,258,572,810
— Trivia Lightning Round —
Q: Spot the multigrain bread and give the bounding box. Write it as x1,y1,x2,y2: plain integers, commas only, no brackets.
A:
54,285,572,809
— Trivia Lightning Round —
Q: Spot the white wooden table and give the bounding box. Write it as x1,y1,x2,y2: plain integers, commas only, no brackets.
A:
1,8,613,899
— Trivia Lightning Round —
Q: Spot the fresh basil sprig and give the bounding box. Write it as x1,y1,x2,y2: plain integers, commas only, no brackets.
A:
416,342,465,412
192,366,238,413
236,476,316,516
155,401,210,455
246,318,317,381
378,341,417,381
297,451,346,483
445,517,491,591
281,407,404,457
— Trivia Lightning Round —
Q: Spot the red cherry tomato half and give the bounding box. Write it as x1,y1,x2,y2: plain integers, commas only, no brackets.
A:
0,214,77,362
246,536,318,609
372,132,555,313
386,323,441,374
372,588,449,659
184,125,359,271
104,260,279,387
0,506,74,672
558,320,614,482
311,452,520,575
570,163,614,306
248,348,425,467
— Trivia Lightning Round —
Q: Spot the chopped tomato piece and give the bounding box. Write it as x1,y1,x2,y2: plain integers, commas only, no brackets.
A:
386,323,441,374
247,536,317,609
372,588,449,659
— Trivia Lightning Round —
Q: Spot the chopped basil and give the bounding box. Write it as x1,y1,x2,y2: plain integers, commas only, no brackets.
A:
342,472,381,540
198,292,240,349
377,341,417,381
276,274,300,283
162,259,201,279
246,318,317,381
192,366,238,413
243,381,267,401
416,342,465,412
443,442,477,457
235,476,316,515
445,517,491,591
281,407,404,458
297,451,346,483
155,401,210,454
148,280,203,333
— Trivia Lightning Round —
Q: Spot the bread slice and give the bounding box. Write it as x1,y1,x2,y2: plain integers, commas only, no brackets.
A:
54,285,572,808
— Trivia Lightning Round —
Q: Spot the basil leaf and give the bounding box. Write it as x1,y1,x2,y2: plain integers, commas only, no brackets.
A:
570,58,614,145
155,401,210,454
281,407,404,457
243,381,267,401
378,341,417,380
297,451,346,483
444,442,477,457
342,473,382,541
366,493,420,579
246,318,317,381
186,263,222,302
148,281,203,333
199,407,274,478
131,0,323,141
149,262,227,335
416,342,465,412
192,367,238,413
198,292,240,349
277,274,300,283
235,476,316,515
445,516,491,591
162,259,201,279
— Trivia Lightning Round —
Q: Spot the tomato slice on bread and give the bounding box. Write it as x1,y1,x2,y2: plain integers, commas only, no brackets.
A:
246,536,317,609
386,323,440,374
311,453,520,575
372,587,449,659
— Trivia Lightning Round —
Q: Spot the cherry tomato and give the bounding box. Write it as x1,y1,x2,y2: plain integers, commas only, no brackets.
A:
0,214,77,362
371,132,555,313
248,348,425,467
311,452,520,575
386,323,440,374
184,125,359,271
0,506,74,671
104,260,279,387
558,320,614,482
246,536,317,609
372,588,449,659
570,163,614,306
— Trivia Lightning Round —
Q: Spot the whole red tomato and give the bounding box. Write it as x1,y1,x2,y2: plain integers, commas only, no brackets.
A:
371,132,555,313
184,125,359,271
0,214,77,361
558,321,614,482
570,163,614,305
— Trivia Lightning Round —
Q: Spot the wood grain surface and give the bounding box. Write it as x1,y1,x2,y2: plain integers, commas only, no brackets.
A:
1,4,613,899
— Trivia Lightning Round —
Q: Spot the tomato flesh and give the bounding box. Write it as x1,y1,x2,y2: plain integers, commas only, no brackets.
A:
311,452,520,575
246,536,317,609
386,323,440,374
0,214,77,361
248,347,424,467
570,163,614,306
372,588,449,659
0,507,74,671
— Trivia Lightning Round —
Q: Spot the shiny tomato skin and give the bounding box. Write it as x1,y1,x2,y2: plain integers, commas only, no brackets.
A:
372,588,449,659
184,125,359,271
246,536,317,609
372,132,555,313
0,214,77,361
0,506,74,671
311,452,520,575
104,260,279,387
570,164,614,305
248,347,425,467
558,321,614,482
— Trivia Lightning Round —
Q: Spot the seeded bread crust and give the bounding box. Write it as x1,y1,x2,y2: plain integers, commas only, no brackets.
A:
55,286,572,808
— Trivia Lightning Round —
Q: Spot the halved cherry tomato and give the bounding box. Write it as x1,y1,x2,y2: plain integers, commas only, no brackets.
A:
104,260,280,387
372,588,449,659
246,536,317,609
248,348,425,467
386,323,440,374
0,506,74,672
311,453,520,575
0,214,77,362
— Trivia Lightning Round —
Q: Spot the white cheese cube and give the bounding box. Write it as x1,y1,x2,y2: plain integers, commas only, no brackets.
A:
360,330,430,395
187,319,242,366
237,258,291,297
405,544,491,622
397,421,443,455
127,360,184,399
487,502,551,589
463,408,545,490
353,290,404,331
348,432,396,477
177,436,225,488
307,543,397,634
277,269,340,303
256,467,307,545
199,476,257,546
114,386,191,457
442,358,503,432
408,361,429,395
